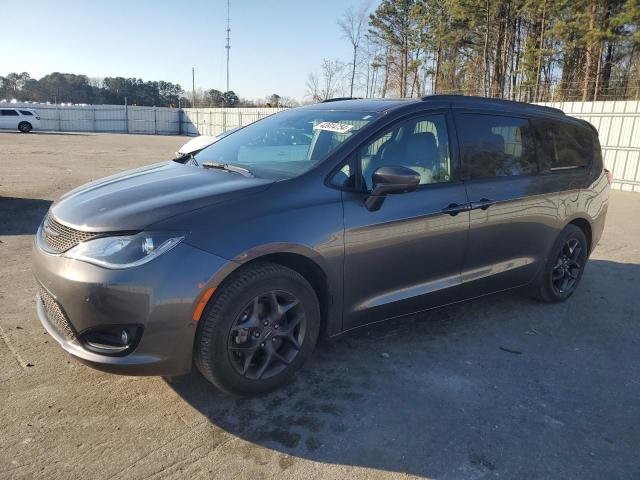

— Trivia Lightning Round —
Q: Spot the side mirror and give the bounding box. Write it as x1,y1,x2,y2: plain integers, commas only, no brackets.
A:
365,165,421,211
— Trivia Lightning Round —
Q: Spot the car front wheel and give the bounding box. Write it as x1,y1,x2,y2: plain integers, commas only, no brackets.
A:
194,262,320,396
18,121,32,133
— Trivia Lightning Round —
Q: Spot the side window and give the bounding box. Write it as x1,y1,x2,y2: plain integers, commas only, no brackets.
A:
534,119,592,172
19,110,33,116
1,110,19,116
359,114,452,191
329,161,355,189
457,114,537,179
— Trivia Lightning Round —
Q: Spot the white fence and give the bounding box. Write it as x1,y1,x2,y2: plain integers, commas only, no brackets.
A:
180,107,288,136
0,102,284,136
1,100,638,192
0,102,181,134
539,101,640,192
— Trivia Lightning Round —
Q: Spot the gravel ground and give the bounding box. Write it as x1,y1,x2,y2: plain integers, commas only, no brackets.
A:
1,131,639,480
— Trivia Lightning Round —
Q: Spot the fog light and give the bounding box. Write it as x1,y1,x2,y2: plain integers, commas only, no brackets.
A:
80,325,142,356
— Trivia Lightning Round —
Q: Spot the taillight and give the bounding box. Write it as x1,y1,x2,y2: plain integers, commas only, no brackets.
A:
35,116,41,120
605,169,613,184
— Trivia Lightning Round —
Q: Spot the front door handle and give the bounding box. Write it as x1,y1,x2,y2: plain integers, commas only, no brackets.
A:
441,203,471,216
470,198,496,211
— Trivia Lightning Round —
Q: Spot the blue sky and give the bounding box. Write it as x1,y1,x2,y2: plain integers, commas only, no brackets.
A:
2,0,378,101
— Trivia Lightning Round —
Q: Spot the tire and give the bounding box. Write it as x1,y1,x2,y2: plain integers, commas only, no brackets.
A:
531,224,589,303
194,262,320,396
18,122,32,133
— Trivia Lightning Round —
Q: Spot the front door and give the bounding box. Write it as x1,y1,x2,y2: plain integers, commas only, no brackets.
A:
341,112,470,331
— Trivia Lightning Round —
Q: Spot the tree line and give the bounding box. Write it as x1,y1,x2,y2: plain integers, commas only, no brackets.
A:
0,72,189,106
307,0,640,102
0,72,265,107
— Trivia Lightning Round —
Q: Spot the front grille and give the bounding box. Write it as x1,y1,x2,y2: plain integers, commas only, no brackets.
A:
41,214,100,253
37,285,77,341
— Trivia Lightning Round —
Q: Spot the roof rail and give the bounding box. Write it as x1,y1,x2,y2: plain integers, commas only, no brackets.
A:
320,97,361,103
420,94,565,115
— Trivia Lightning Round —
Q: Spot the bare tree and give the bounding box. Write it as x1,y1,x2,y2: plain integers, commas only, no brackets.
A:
319,58,345,100
277,96,299,107
360,34,380,98
337,0,371,97
88,77,104,89
306,59,346,102
305,73,321,102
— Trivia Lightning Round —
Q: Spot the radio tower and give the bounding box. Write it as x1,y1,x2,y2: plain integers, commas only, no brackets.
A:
225,0,231,92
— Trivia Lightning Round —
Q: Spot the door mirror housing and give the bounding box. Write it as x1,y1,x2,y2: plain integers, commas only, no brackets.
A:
365,165,421,211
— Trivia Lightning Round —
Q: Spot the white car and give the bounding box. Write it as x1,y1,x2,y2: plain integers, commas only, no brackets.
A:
176,127,242,158
0,107,41,132
176,135,219,157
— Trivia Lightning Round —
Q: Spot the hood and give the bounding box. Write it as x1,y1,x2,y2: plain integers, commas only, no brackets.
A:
51,161,273,231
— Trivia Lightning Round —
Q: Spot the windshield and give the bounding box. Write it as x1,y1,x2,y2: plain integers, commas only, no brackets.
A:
193,108,380,179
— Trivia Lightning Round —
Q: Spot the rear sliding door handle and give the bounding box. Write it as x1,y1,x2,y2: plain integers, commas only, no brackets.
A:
441,203,471,216
469,198,496,211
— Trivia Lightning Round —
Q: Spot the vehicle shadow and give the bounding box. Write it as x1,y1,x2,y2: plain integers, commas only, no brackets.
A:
0,197,52,235
166,259,640,478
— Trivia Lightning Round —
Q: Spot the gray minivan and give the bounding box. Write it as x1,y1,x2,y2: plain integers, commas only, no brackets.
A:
32,96,610,395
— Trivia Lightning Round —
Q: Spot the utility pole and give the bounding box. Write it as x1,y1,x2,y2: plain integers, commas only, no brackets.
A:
225,0,231,92
192,67,195,106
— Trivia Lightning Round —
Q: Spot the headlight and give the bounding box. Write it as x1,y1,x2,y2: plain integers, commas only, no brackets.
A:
64,232,185,269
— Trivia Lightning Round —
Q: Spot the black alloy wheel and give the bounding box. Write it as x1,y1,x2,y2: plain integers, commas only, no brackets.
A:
228,290,306,380
551,238,584,295
194,262,320,396
531,224,589,303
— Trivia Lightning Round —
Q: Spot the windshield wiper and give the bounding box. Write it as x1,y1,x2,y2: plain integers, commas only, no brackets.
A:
201,162,253,177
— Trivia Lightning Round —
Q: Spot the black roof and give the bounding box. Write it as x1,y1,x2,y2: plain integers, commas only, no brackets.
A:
302,95,565,117
421,94,565,116
300,98,416,113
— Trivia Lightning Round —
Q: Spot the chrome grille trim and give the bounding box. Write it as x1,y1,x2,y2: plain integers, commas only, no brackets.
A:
41,214,100,253
37,284,77,342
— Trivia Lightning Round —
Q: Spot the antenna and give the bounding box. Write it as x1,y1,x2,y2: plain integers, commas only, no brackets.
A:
225,0,231,92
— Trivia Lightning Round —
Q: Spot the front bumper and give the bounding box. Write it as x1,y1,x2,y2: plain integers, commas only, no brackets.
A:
32,237,233,376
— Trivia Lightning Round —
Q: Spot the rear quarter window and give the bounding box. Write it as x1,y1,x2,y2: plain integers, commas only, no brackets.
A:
456,113,537,179
19,110,34,116
533,119,593,172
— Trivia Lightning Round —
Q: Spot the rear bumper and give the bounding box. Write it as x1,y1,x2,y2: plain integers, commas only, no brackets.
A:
32,236,234,376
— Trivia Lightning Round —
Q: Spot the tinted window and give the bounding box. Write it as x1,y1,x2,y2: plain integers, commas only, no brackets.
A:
534,119,592,172
457,114,537,179
359,114,452,191
1,110,19,116
19,110,33,116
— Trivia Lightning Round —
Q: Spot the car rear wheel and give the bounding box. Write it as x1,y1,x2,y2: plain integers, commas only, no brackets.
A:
18,121,32,133
194,262,320,396
531,224,589,302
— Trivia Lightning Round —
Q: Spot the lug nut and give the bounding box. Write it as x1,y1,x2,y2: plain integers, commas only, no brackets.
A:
272,338,277,342
274,324,279,329
260,343,265,347
254,332,260,337
263,321,269,326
